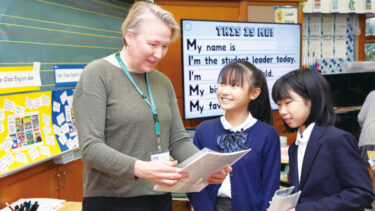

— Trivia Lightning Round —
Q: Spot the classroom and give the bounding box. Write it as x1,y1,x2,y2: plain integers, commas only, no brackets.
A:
1,0,375,210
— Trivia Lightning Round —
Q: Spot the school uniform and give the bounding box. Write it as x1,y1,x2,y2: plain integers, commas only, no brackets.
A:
188,113,280,211
289,124,374,211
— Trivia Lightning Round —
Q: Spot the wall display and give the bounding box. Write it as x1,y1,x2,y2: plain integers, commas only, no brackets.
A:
0,91,61,176
181,19,301,119
0,0,131,178
51,89,78,152
303,0,375,13
303,14,355,73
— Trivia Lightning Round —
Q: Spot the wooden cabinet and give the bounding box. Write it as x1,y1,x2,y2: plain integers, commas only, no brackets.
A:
57,159,84,201
0,159,83,208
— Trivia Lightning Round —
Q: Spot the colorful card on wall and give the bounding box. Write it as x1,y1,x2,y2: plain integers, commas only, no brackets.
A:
0,91,61,176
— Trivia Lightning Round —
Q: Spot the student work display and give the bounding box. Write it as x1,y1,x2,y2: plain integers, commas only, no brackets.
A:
0,89,78,177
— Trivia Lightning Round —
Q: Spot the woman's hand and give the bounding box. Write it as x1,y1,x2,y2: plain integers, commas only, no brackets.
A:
206,165,232,184
134,160,188,187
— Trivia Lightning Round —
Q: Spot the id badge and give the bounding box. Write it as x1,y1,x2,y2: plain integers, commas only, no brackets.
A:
150,151,170,161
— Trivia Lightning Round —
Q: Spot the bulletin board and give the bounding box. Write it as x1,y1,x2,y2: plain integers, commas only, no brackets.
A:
302,14,355,73
0,91,62,176
0,0,133,177
51,89,78,152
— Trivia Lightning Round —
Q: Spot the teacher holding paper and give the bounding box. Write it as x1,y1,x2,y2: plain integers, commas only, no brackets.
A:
73,2,230,211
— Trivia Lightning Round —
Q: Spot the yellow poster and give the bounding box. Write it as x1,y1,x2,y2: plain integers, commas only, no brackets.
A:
0,91,61,176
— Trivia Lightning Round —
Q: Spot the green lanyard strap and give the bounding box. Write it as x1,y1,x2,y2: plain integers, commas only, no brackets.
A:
115,52,161,151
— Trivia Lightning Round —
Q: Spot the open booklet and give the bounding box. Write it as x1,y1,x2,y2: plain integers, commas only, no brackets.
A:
154,148,250,193
268,186,301,211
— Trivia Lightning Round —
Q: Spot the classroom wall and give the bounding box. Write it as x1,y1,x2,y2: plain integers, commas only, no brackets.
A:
155,0,301,144
0,0,130,94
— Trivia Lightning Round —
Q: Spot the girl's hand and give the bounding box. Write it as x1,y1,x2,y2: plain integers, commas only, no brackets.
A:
134,160,189,187
288,209,296,211
206,165,232,184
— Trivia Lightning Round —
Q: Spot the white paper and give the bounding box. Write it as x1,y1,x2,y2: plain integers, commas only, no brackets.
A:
7,117,16,134
322,38,334,58
15,153,28,164
14,105,25,117
335,15,347,36
46,135,55,146
335,14,348,58
42,113,51,124
4,99,15,112
53,101,61,113
66,139,75,150
310,15,322,37
303,16,309,58
335,37,347,58
59,135,68,145
269,186,301,211
53,124,62,135
331,0,348,13
309,15,322,58
322,15,334,58
60,91,68,105
33,98,42,109
0,122,4,134
2,136,13,152
42,125,51,135
56,113,65,126
322,15,334,36
60,123,69,134
321,0,331,13
42,95,50,106
355,0,364,13
65,106,72,122
0,109,5,121
28,148,40,160
0,153,15,172
309,38,321,58
303,0,313,13
67,95,73,106
154,148,251,193
72,136,79,148
25,97,33,109
39,146,51,156
32,62,42,87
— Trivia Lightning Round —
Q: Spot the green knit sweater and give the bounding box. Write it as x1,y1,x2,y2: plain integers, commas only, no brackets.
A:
73,58,198,198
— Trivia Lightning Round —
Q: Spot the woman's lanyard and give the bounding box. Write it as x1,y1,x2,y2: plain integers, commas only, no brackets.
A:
115,53,162,152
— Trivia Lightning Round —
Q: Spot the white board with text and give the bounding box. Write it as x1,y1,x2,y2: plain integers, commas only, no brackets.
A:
181,19,301,119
